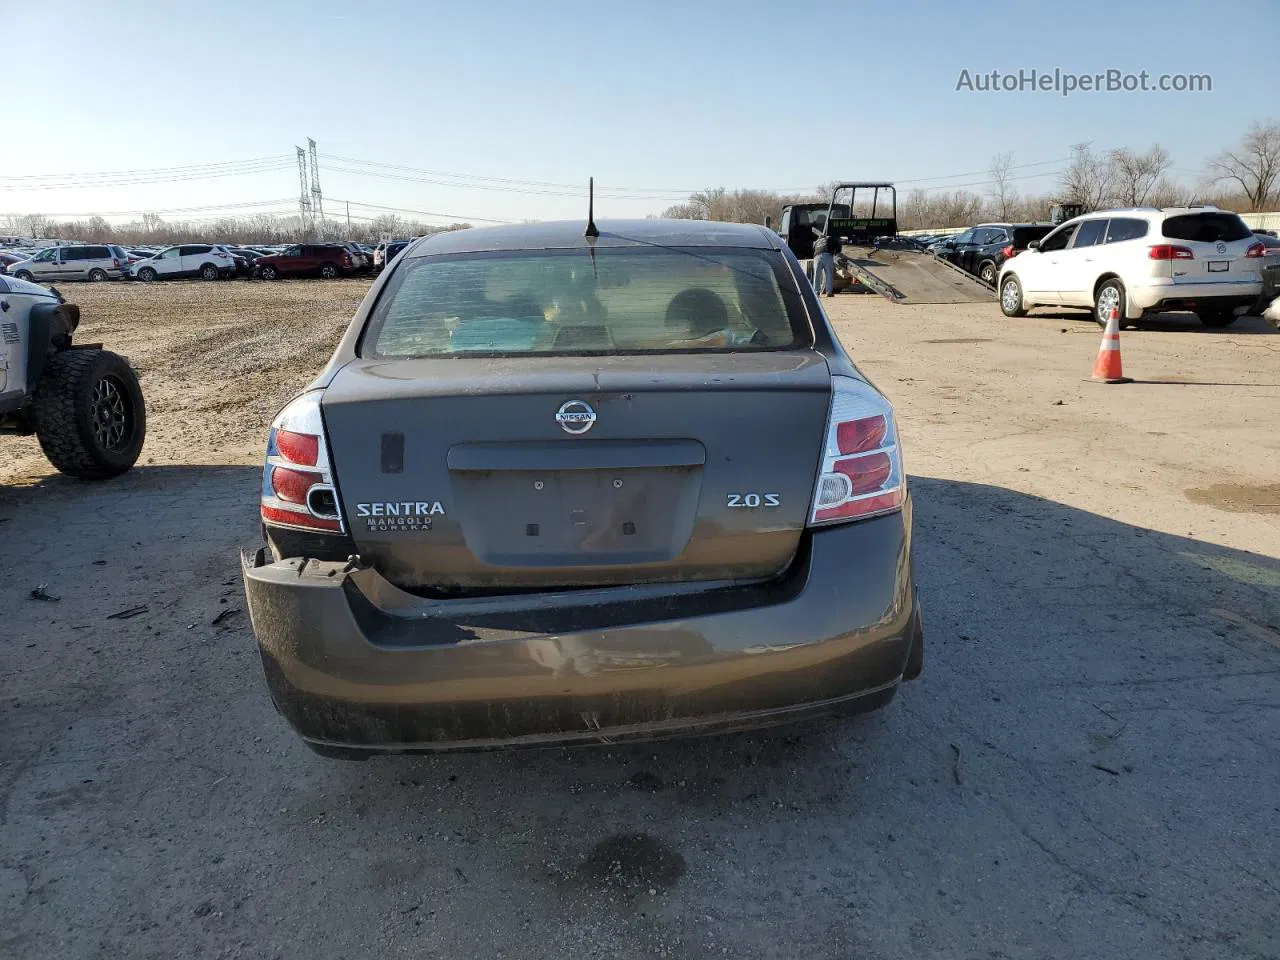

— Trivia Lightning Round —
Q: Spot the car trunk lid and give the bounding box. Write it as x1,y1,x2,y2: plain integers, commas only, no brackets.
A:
1161,212,1262,285
322,352,831,590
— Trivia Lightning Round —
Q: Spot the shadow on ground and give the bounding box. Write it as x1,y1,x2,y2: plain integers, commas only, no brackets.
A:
1029,309,1278,335
2,471,1278,959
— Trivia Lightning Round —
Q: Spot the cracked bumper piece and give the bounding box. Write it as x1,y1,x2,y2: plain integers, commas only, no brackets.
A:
242,507,922,752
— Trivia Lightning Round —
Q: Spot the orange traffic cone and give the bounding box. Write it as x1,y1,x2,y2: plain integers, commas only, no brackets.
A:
1091,306,1133,384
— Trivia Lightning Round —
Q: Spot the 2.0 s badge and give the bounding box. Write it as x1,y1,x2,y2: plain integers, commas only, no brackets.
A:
727,493,781,508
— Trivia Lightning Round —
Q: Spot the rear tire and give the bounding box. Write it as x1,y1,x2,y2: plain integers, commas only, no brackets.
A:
138,267,157,282
978,260,996,286
88,268,108,282
260,265,278,281
200,263,219,281
1094,278,1126,327
999,275,1026,317
319,263,339,279
1197,309,1237,328
13,270,33,282
31,349,146,479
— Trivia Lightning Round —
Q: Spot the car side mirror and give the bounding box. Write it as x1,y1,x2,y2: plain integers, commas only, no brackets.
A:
1027,240,1041,251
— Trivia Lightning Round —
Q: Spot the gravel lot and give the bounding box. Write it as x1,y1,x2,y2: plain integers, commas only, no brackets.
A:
2,280,1278,960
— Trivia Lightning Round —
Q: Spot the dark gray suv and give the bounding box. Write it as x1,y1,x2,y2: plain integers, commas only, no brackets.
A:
242,219,923,756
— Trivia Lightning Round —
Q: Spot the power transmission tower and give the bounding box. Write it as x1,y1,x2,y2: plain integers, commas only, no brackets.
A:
296,147,313,230
307,138,324,229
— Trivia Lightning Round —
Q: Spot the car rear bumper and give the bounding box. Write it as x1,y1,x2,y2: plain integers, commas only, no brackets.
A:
1129,278,1261,314
242,507,922,752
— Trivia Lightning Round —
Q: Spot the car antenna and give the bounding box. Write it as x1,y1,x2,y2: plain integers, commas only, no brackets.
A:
585,177,599,238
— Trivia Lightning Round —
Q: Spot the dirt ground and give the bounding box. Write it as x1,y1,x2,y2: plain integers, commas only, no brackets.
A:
2,280,1278,960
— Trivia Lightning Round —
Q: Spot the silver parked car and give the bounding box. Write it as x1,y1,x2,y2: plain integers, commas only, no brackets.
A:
6,244,131,283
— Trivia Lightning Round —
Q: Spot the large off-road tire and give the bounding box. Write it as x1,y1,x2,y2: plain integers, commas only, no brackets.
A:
31,349,146,479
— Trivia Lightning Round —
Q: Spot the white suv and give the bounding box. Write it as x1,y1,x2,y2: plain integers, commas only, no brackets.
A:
997,207,1266,328
128,244,235,282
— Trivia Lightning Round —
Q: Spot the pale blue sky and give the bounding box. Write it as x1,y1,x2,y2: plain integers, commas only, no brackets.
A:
1,0,1273,226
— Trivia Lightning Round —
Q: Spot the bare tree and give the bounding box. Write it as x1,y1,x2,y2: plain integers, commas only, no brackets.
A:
1205,121,1280,211
1109,145,1171,206
1059,143,1114,210
988,152,1016,219
20,213,51,238
1144,177,1190,208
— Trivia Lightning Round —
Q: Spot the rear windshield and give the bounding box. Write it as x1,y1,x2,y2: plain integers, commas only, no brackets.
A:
1162,213,1251,243
362,247,808,359
793,205,849,228
1011,225,1053,247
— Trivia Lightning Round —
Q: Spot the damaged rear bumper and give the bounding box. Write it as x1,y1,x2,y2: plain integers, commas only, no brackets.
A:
242,507,922,752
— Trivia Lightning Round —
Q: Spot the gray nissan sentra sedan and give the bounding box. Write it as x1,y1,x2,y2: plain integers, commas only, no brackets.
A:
242,218,923,757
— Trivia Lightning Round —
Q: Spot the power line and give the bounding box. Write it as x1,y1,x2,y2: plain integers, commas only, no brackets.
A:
326,198,509,224
0,198,296,218
896,157,1070,185
0,155,294,182
909,169,1065,194
0,160,296,191
323,154,698,194
322,164,690,201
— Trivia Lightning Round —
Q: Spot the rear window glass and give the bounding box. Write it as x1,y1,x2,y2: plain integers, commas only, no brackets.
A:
1162,213,1251,243
363,247,807,359
793,205,849,229
1011,225,1053,247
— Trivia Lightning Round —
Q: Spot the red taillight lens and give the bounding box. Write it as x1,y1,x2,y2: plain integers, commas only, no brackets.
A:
275,429,319,466
1148,245,1194,260
1245,242,1266,258
836,414,887,454
809,379,905,527
834,451,892,496
261,391,344,535
1001,245,1014,259
260,504,342,532
112,258,120,268
271,465,320,504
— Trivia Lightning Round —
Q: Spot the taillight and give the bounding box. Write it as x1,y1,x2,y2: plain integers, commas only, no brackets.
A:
112,258,120,268
1000,245,1014,259
808,377,905,526
1245,242,1266,258
1148,245,1194,260
342,253,352,266
260,390,345,533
